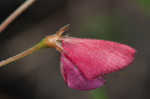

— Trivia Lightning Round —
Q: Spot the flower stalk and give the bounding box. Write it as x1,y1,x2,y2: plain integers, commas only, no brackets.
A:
0,39,47,67
0,25,69,67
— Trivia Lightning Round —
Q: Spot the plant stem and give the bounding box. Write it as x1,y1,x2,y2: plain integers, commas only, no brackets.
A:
0,0,36,32
0,39,47,67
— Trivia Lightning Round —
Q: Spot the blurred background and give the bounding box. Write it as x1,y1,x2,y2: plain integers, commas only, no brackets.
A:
0,0,149,99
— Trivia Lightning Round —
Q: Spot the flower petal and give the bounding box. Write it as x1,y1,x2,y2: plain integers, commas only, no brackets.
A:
62,37,136,79
61,54,105,90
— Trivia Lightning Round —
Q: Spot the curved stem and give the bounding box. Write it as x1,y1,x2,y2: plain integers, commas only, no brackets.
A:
0,0,36,32
0,39,47,67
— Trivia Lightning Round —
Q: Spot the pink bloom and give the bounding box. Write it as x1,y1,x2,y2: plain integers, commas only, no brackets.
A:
60,37,136,90
61,54,105,90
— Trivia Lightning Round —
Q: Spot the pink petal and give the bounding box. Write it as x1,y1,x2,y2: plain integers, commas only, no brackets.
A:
62,37,136,79
61,54,105,90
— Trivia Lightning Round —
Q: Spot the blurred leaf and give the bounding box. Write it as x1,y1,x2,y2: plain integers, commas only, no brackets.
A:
90,87,109,99
138,0,150,8
137,0,150,14
79,15,123,41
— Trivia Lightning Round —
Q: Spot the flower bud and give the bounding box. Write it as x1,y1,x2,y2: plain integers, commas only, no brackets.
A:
60,37,136,90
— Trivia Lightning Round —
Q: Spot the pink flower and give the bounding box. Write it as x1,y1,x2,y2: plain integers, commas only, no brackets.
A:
60,37,136,90
0,24,136,91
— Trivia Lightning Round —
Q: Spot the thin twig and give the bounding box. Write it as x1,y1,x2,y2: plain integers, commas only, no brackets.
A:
0,0,36,32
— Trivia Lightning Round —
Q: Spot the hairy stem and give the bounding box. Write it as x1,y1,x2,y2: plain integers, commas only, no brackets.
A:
0,0,36,32
0,39,47,67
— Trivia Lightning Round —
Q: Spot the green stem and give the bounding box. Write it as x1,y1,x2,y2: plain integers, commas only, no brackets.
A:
0,39,47,67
